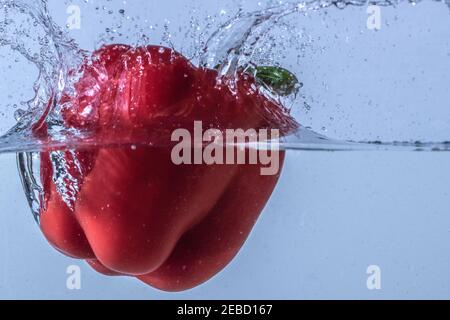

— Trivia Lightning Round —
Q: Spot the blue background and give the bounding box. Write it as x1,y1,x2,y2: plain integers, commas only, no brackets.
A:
0,0,449,299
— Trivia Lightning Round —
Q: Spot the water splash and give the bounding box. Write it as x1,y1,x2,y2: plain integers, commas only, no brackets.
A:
0,0,449,154
199,0,450,151
3,0,446,224
0,0,86,152
201,0,450,73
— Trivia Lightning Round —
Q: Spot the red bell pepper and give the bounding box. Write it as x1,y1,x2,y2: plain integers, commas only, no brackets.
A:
32,44,298,291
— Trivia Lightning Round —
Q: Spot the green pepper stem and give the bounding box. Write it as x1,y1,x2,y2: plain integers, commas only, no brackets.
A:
245,65,302,97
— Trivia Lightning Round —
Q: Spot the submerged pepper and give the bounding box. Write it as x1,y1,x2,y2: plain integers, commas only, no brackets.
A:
32,44,298,291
